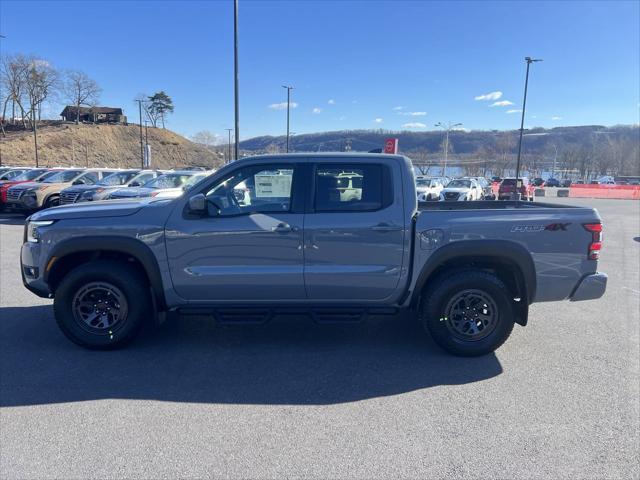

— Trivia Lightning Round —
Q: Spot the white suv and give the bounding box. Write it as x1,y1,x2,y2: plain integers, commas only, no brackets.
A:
416,176,444,201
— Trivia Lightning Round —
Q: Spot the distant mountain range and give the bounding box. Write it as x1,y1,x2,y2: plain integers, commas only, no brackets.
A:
240,124,638,157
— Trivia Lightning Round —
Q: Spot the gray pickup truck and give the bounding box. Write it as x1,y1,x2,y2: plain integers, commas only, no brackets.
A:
21,153,607,356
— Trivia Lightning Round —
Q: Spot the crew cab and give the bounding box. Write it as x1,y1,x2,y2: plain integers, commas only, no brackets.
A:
21,153,607,356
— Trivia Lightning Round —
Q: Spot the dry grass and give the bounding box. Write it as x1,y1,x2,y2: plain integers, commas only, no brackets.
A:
0,123,223,169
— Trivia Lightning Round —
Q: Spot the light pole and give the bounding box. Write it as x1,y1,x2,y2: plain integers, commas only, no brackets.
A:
225,128,233,163
514,56,543,198
435,121,462,177
233,0,240,160
136,99,144,169
282,85,293,153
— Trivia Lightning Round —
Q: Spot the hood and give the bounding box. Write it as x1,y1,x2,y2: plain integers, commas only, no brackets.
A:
29,198,156,221
62,184,109,193
109,187,155,198
441,187,470,194
0,179,29,190
8,181,40,191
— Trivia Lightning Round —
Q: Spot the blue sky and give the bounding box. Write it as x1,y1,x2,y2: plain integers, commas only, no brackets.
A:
1,0,639,141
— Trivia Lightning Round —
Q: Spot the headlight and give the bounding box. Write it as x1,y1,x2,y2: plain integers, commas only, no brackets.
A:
38,185,51,191
27,220,54,243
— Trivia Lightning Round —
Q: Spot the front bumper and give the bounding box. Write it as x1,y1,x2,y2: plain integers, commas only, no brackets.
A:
20,241,51,298
569,272,607,301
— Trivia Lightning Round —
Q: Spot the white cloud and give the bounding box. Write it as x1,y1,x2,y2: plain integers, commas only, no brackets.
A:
551,116,562,120
328,99,335,105
490,100,514,107
392,106,404,111
475,91,502,101
374,118,383,123
399,111,427,116
506,109,522,114
402,122,426,129
312,107,322,114
268,102,298,110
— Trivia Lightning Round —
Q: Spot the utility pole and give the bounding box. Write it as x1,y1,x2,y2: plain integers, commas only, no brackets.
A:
225,128,233,163
136,100,144,169
514,56,542,199
435,121,462,177
282,85,293,153
233,0,240,160
33,112,39,167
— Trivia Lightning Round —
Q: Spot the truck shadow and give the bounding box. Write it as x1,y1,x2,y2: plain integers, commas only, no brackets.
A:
1,305,503,407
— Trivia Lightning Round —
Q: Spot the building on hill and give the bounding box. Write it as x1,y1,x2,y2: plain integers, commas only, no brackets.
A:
60,106,127,124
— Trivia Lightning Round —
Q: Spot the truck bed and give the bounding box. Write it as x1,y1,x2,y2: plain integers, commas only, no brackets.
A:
418,200,582,211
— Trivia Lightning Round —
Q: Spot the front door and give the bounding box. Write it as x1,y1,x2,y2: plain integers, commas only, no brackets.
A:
303,162,406,301
165,163,306,302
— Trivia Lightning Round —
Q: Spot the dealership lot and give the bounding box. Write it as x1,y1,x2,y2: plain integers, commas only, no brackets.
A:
1,198,638,478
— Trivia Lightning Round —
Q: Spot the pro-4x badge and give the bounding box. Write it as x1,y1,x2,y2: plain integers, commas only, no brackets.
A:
511,223,571,233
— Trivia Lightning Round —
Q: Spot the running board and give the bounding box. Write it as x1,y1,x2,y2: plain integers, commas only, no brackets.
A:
176,306,398,325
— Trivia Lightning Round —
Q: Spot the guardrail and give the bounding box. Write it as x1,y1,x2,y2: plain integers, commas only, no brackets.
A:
568,184,640,200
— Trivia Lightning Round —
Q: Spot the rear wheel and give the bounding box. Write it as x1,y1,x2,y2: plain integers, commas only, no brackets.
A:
53,260,151,349
421,270,515,356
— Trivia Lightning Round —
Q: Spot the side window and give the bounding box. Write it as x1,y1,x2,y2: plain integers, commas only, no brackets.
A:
136,173,154,184
205,165,295,216
81,172,99,184
314,164,389,212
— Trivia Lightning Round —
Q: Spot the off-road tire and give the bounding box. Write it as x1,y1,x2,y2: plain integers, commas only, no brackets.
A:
421,270,515,356
53,260,151,349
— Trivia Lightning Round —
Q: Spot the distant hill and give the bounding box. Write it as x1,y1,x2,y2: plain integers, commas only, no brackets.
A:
239,124,639,177
0,122,223,169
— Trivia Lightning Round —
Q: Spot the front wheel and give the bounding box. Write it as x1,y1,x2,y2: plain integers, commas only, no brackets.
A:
44,195,60,209
53,260,152,349
421,270,515,356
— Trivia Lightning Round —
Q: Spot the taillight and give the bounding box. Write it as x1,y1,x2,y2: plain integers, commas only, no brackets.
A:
583,223,603,260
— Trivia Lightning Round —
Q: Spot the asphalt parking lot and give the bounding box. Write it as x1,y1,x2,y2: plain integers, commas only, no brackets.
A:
1,197,639,479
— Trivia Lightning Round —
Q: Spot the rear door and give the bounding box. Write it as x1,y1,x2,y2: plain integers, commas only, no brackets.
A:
303,160,406,301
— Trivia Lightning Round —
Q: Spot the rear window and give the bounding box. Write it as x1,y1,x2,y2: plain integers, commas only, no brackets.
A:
314,164,391,212
501,179,516,185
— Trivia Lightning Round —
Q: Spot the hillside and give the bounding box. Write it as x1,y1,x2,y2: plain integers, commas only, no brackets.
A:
0,122,223,169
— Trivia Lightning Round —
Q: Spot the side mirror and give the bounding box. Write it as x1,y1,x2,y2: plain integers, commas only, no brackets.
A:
72,179,85,185
188,193,207,213
0,176,8,181
129,181,140,187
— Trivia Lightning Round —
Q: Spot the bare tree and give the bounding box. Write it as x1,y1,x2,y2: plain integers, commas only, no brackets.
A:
63,70,101,124
191,130,222,149
23,57,59,165
0,54,30,130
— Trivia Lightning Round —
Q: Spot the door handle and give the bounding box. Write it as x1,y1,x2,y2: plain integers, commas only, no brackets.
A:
372,223,402,232
272,222,294,233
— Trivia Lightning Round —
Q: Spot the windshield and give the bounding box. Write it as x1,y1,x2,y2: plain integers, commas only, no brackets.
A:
416,179,431,186
182,173,208,189
447,180,471,188
98,171,139,186
43,170,85,183
12,169,49,181
143,173,194,189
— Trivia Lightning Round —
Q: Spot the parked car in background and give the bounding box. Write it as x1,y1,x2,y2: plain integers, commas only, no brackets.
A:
6,168,117,212
108,171,209,200
463,177,494,199
439,178,483,201
0,168,56,211
498,177,534,201
532,177,545,187
0,168,32,182
561,179,572,187
59,169,166,204
415,176,445,201
544,178,561,187
152,172,210,198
